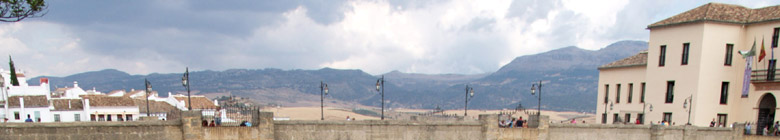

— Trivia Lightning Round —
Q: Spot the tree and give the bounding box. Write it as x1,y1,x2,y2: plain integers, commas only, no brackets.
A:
9,55,19,86
0,0,46,22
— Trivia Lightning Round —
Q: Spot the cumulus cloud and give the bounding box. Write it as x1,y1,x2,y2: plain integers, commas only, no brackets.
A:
2,0,779,77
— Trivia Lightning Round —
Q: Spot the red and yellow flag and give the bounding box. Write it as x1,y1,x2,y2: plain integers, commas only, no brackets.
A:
759,37,767,62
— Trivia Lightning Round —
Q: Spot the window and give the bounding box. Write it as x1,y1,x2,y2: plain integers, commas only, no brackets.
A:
682,43,690,65
604,84,609,103
602,113,607,124
725,44,734,66
720,82,729,104
625,113,631,123
640,83,646,103
613,113,620,123
637,113,644,124
90,114,96,121
74,114,80,122
616,84,621,103
126,115,133,121
98,115,105,121
773,28,779,48
54,114,60,122
663,113,672,123
659,45,667,66
117,114,124,121
107,115,112,121
665,81,675,103
628,83,634,103
14,112,19,120
717,114,728,127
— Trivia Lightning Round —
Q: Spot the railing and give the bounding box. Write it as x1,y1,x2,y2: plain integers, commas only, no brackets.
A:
751,69,779,82
201,105,260,127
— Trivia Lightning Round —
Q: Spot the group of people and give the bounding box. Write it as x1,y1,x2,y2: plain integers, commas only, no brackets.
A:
499,117,525,128
744,121,780,136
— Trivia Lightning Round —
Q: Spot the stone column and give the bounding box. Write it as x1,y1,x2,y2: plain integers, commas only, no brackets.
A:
682,125,697,140
732,123,745,140
650,124,663,140
255,111,275,140
479,114,499,140
181,110,203,140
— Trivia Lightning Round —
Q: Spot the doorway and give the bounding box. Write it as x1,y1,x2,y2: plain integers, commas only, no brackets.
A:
757,93,776,135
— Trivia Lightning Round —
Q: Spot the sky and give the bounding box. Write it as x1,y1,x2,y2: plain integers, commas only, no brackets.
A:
2,0,780,77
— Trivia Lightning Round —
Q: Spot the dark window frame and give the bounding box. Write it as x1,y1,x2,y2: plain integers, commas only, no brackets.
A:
74,114,80,122
613,113,620,123
625,113,631,123
772,28,779,48
616,84,621,103
602,113,607,124
663,112,673,123
717,114,728,127
637,113,644,124
682,43,690,65
725,44,734,66
14,112,19,120
665,81,675,103
659,45,667,66
720,82,729,104
604,84,610,103
628,83,634,103
54,114,60,122
640,83,646,103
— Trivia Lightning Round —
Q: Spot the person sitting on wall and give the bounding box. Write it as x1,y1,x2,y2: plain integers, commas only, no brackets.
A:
499,120,506,128
24,115,33,122
245,121,252,127
209,120,216,127
202,120,208,127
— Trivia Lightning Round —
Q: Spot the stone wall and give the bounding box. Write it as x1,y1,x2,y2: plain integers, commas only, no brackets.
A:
0,121,182,140
0,111,766,140
274,120,484,140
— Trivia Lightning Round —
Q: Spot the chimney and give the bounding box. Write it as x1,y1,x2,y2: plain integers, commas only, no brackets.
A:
39,78,48,85
84,99,90,113
73,81,78,88
214,100,218,106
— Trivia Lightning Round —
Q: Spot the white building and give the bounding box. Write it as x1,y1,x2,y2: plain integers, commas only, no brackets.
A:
596,3,780,134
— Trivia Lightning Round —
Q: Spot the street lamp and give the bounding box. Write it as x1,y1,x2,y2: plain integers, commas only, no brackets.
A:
603,100,612,124
182,67,192,110
464,85,475,116
684,95,693,125
530,80,542,117
320,81,329,120
144,79,152,117
376,75,385,120
642,103,653,124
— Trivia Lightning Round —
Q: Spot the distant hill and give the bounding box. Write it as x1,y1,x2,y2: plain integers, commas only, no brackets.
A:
29,40,647,113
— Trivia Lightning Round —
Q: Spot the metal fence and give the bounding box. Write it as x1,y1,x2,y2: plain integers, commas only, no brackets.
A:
201,105,260,127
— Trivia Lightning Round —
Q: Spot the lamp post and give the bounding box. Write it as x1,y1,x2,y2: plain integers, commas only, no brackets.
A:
642,103,653,124
530,80,542,117
320,81,328,120
603,100,613,124
376,75,385,120
144,79,152,117
684,95,693,125
182,67,192,110
463,85,475,116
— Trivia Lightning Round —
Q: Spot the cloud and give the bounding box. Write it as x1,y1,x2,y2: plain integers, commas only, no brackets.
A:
2,0,780,77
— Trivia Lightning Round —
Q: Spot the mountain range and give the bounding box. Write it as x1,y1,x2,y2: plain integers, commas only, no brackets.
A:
28,40,648,113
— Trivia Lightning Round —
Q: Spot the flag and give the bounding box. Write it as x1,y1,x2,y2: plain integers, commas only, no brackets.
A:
740,38,757,58
760,37,767,62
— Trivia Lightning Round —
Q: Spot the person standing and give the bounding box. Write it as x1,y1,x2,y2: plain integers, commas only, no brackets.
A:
24,115,33,122
710,119,716,127
746,122,752,135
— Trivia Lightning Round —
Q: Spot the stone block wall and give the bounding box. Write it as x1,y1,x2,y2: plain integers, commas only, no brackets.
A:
0,121,182,140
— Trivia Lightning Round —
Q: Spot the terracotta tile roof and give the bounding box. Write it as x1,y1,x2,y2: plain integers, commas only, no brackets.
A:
82,96,135,107
52,99,84,111
598,51,648,69
7,95,48,108
648,3,780,28
174,96,217,109
132,99,177,113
